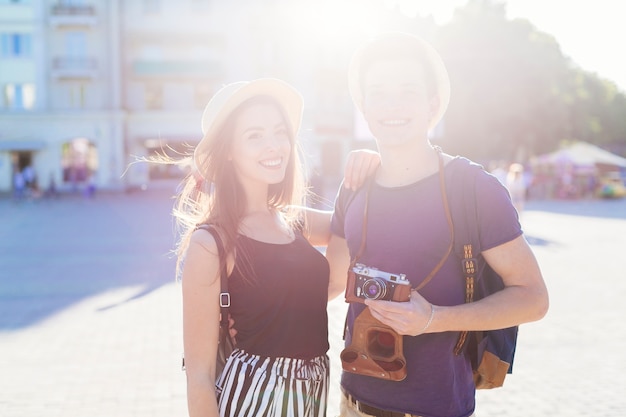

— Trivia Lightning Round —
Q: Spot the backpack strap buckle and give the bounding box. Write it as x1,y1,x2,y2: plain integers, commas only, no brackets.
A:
461,257,477,277
220,292,231,308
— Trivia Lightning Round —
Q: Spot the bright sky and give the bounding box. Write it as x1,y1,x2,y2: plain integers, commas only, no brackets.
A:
397,0,625,92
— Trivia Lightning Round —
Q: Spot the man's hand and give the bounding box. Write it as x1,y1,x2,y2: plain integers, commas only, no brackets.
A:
364,290,434,336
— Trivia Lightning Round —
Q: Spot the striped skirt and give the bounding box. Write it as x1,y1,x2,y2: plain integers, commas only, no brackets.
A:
216,349,329,417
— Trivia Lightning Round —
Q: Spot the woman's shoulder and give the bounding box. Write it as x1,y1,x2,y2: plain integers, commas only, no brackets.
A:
189,225,220,255
180,227,223,288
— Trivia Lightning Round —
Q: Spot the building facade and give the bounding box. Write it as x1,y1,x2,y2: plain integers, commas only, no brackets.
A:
0,0,370,198
0,0,126,194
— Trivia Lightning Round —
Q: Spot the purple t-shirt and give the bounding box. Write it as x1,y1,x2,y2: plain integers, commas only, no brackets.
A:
331,157,522,417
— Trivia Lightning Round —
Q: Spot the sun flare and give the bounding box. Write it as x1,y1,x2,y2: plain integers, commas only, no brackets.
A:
280,0,383,49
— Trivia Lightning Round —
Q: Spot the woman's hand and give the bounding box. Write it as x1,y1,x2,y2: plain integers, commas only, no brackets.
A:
343,149,380,190
226,314,237,345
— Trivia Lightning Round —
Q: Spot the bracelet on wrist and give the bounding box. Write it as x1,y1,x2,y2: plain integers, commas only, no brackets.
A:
421,304,435,334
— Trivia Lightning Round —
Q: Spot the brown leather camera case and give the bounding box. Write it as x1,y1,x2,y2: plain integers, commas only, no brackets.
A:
340,308,407,381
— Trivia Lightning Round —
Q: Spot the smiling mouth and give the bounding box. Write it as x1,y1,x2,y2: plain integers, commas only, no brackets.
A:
260,157,283,168
380,119,410,126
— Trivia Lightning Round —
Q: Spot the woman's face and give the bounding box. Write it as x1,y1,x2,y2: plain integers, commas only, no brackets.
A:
229,102,292,188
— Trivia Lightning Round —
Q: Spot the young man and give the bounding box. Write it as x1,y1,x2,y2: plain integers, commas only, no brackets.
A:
326,32,549,417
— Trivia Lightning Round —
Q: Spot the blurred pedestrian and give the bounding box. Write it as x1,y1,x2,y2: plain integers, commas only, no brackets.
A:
506,163,527,214
45,173,59,199
489,160,508,185
13,169,26,201
84,173,97,198
22,165,36,192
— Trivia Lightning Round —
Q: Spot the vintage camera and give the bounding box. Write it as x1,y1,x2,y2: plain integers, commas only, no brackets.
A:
345,263,411,304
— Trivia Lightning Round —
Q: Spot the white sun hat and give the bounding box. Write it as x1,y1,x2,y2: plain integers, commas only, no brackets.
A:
193,78,303,178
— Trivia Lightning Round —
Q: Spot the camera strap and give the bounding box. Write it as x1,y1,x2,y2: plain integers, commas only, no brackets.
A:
352,146,455,292
349,177,372,268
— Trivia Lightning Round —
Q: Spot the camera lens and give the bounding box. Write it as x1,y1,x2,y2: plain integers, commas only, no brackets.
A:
362,278,386,300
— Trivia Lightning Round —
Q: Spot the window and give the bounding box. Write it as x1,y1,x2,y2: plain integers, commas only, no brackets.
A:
142,0,161,14
163,82,194,110
61,138,98,183
190,0,209,12
60,0,86,5
67,83,86,109
145,83,163,110
0,33,32,58
65,31,86,57
194,83,215,110
4,83,36,110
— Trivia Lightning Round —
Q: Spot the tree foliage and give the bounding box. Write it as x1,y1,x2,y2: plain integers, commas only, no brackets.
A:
417,0,626,162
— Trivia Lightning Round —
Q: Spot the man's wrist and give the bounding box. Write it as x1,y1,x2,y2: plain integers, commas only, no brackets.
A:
420,304,435,334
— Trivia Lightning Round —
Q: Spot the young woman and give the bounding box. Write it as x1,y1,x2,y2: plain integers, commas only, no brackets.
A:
172,78,377,417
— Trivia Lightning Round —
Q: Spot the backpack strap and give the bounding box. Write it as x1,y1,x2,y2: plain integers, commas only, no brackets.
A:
448,161,519,384
451,162,482,355
182,224,231,371
195,224,230,328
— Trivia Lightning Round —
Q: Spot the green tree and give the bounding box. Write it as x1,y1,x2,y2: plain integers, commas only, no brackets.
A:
434,0,572,162
565,68,626,151
360,0,626,161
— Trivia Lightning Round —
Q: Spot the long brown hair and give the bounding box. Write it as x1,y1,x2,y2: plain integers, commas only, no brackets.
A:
173,95,306,281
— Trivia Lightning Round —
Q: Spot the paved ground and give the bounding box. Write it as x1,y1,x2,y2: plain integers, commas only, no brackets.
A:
1,188,625,417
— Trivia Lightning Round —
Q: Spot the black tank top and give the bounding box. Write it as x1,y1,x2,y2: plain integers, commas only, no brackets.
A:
227,232,330,359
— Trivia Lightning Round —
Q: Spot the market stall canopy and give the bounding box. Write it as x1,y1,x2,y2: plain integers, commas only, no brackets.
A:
535,142,626,168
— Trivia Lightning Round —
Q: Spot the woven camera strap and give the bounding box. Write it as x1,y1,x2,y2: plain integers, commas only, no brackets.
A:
452,163,481,356
453,243,476,355
352,147,455,291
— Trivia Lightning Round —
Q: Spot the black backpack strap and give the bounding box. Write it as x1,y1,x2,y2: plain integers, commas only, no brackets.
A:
195,224,230,328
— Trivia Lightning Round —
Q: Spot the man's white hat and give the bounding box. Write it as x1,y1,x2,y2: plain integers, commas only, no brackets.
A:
348,31,451,131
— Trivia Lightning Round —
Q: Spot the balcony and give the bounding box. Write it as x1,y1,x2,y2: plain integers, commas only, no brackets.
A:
51,57,98,79
49,4,97,27
132,60,221,78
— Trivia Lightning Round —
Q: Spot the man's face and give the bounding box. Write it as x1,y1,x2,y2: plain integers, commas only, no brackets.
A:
361,58,437,148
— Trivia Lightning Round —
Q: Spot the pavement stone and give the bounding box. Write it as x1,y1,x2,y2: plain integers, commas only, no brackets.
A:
1,190,625,417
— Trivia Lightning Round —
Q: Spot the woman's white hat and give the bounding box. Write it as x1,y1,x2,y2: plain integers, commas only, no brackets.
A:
193,78,303,176
347,31,451,131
